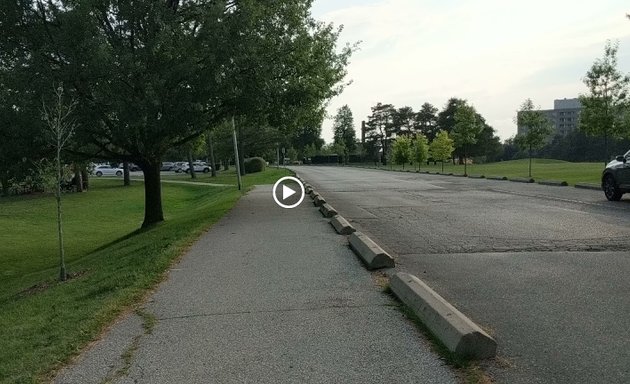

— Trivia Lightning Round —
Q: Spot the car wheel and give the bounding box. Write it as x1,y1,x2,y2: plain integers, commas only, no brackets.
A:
603,174,622,201
116,171,123,177
203,167,210,173
96,171,103,177
185,169,190,174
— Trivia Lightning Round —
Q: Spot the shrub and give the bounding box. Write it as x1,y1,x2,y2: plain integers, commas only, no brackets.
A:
244,157,266,173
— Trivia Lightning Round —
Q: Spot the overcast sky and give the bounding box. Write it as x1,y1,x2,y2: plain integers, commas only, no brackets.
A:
310,0,630,143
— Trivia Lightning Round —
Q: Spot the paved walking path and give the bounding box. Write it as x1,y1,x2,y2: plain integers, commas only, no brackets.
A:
55,186,455,384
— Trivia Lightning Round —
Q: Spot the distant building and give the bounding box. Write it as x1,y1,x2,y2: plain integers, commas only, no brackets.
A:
517,98,582,136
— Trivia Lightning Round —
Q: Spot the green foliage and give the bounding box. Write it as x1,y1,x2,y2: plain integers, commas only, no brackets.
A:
333,105,357,162
452,103,481,150
415,103,439,141
243,157,266,173
365,103,397,164
430,130,455,163
413,133,429,170
392,135,413,169
2,0,352,226
515,98,553,152
579,40,630,161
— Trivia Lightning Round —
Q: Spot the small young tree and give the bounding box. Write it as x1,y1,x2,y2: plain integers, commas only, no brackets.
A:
42,85,77,281
579,40,630,163
452,103,482,176
515,99,553,177
413,133,429,171
430,130,455,173
392,135,413,170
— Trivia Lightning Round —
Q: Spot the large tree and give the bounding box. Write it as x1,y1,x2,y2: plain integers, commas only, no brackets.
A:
579,40,630,163
515,98,553,177
451,102,482,176
364,103,396,165
333,105,356,163
4,0,351,227
415,102,439,141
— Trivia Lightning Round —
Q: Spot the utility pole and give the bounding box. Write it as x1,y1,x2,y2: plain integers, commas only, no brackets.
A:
232,116,242,190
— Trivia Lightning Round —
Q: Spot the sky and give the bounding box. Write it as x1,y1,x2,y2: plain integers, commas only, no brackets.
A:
310,0,630,143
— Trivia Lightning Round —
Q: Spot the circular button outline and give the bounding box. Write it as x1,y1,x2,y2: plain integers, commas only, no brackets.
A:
272,176,305,209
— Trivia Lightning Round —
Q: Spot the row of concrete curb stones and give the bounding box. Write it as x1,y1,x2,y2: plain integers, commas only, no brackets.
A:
350,165,601,191
294,173,497,361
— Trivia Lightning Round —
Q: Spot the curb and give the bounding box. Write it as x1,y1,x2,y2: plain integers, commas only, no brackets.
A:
390,272,497,360
537,180,568,187
509,177,534,183
467,174,485,179
486,176,508,180
330,215,356,235
575,182,601,191
348,232,395,270
319,203,338,218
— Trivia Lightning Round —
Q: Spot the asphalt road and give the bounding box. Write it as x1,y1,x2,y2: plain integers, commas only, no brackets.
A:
292,166,630,384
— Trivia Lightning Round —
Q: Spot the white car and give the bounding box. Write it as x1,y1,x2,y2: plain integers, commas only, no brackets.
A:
183,162,211,173
93,165,124,177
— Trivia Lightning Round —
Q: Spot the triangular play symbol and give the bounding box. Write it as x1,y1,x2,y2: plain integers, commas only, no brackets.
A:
282,184,296,200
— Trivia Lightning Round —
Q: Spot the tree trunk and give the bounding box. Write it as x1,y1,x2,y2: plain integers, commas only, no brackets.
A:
207,133,217,177
74,165,84,192
237,125,246,176
1,172,9,196
81,167,89,190
187,150,196,179
528,146,532,178
223,159,229,171
123,161,130,186
56,152,67,281
141,162,164,228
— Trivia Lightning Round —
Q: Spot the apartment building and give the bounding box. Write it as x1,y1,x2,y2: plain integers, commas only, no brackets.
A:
517,98,582,136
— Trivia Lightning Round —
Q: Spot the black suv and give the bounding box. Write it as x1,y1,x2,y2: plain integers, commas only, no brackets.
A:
602,150,630,201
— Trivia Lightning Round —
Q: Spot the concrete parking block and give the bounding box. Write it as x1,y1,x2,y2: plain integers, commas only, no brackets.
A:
390,272,497,360
509,177,534,183
348,232,395,270
538,180,568,187
313,194,326,207
575,182,601,191
320,203,338,218
330,215,356,235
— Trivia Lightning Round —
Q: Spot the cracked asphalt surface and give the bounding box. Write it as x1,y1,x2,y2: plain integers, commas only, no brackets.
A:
54,185,456,384
293,166,630,384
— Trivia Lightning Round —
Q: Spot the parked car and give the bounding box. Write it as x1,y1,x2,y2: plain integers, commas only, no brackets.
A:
161,162,176,171
117,163,141,172
183,162,211,173
173,161,188,173
93,165,123,177
602,149,630,201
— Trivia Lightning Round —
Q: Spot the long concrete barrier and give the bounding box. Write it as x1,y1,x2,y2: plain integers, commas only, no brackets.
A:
390,272,497,359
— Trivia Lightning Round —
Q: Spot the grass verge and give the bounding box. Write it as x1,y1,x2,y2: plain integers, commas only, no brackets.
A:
352,158,603,185
0,177,249,383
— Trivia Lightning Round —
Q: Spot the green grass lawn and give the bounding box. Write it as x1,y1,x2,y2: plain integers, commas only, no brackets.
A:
160,166,292,186
0,168,286,383
354,158,604,185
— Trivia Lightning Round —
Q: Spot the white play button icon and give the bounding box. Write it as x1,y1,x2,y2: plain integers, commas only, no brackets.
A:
272,176,305,209
282,185,297,200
